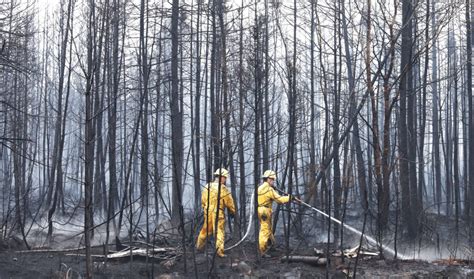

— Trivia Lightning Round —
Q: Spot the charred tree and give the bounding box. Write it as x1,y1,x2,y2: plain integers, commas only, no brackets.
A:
84,0,97,276
466,0,473,232
431,0,442,216
399,0,418,238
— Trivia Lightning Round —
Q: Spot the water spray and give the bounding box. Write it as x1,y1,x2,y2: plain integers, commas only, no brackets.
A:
226,184,409,260
274,186,409,260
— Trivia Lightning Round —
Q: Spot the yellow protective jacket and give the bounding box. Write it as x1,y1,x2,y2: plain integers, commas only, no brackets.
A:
257,182,290,210
257,181,290,254
197,181,235,257
202,182,236,218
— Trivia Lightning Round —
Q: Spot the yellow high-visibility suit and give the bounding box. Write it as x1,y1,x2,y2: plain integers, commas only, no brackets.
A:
196,181,236,257
257,182,290,254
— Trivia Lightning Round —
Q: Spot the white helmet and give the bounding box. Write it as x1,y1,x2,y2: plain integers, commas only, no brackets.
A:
262,170,276,180
214,168,229,178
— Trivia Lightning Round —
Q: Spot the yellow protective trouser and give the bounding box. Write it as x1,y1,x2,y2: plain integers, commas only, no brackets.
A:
196,214,226,257
258,206,274,254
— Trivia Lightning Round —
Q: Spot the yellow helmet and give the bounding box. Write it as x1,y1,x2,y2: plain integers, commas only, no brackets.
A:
214,168,229,178
262,170,276,180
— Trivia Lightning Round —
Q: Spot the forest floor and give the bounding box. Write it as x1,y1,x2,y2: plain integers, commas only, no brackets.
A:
0,212,473,278
0,239,472,278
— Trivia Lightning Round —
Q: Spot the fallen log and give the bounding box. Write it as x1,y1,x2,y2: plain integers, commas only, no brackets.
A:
433,258,474,266
320,245,380,258
282,256,327,266
106,247,177,259
313,248,325,256
65,254,105,258
16,244,109,254
65,247,180,261
343,245,378,258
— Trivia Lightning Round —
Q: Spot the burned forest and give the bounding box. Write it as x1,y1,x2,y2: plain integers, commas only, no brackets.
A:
0,0,473,277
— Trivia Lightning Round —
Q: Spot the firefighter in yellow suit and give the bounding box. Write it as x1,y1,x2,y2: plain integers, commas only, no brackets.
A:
196,168,236,257
257,170,292,255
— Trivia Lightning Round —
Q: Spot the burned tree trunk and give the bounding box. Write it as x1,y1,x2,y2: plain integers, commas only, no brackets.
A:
332,0,342,241
170,0,184,228
84,0,97,276
238,0,246,236
466,0,473,224
399,0,418,238
431,0,442,216
341,0,368,212
46,0,74,240
170,0,186,271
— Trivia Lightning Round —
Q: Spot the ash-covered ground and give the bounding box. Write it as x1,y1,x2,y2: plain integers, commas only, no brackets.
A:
0,210,472,278
0,239,472,278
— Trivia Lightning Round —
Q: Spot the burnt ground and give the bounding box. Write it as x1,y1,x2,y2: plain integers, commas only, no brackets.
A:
0,240,472,278
0,211,473,278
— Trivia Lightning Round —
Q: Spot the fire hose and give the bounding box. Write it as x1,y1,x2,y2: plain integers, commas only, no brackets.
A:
225,186,409,260
225,191,255,251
